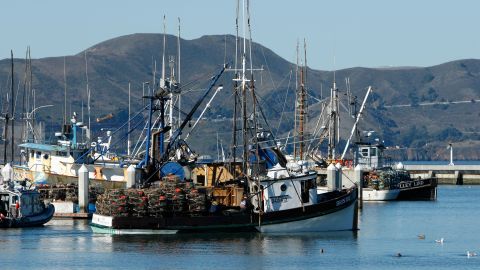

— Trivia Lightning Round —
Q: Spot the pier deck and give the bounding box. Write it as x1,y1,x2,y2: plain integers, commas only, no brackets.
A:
403,164,480,185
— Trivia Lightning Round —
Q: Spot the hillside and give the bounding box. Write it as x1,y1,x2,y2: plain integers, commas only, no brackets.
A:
0,34,479,160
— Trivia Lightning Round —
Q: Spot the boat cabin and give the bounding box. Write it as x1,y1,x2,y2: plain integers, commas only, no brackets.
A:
354,143,386,169
248,164,318,213
18,142,90,175
0,188,44,218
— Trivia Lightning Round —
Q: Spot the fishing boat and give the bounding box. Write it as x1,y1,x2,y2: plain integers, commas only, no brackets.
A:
357,143,437,201
15,112,127,188
91,1,358,234
0,165,55,228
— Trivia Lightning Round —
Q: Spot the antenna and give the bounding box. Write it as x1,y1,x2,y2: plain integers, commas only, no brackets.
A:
177,17,181,85
63,56,67,125
84,51,91,140
161,14,166,89
128,82,131,156
177,17,182,135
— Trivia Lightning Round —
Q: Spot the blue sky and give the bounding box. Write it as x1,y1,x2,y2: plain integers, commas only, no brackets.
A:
1,0,479,70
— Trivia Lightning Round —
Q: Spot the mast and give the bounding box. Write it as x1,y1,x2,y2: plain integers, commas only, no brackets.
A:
10,51,14,163
84,51,91,140
63,56,67,126
328,73,339,160
293,40,298,159
21,48,27,144
177,17,182,135
128,82,131,156
298,55,306,160
294,40,308,160
161,15,166,90
241,0,248,175
231,0,240,174
230,0,241,174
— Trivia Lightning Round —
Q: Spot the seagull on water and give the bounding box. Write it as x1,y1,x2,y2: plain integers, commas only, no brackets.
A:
467,251,477,257
417,234,425,240
435,238,444,244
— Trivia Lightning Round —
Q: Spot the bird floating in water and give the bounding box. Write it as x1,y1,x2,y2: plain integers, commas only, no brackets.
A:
467,251,477,257
396,252,402,257
417,234,425,240
320,248,324,253
435,238,444,244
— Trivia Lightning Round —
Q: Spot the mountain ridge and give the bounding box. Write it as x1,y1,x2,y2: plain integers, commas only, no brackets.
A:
0,33,478,160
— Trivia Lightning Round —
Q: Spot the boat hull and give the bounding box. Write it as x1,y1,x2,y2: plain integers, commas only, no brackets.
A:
362,188,400,201
91,188,358,234
397,177,437,200
0,204,55,228
257,199,357,233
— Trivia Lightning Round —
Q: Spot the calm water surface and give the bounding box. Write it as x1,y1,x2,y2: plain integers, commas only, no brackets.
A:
1,185,480,270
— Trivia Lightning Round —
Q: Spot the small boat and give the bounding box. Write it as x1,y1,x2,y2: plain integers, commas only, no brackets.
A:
361,167,402,201
0,177,55,228
357,143,437,201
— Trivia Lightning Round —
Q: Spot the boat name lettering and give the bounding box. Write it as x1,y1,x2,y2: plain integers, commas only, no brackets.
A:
336,196,351,207
399,180,424,189
269,195,289,203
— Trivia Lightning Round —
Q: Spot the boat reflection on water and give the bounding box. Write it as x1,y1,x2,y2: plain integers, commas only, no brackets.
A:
102,230,358,256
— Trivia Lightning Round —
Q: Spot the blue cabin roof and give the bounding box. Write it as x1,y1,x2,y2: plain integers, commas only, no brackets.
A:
18,143,69,153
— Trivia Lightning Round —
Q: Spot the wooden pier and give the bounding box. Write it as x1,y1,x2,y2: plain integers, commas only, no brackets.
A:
403,164,480,185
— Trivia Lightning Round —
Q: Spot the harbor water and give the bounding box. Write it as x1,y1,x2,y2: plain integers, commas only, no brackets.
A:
1,185,479,270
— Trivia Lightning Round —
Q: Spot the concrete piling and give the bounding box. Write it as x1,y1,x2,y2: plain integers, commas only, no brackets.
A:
335,163,343,189
354,164,363,209
78,165,89,213
455,171,463,185
126,165,136,188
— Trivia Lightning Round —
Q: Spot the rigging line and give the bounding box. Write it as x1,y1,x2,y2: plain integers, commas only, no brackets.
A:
260,45,278,90
306,104,328,152
132,111,161,158
88,120,145,163
13,76,22,118
246,0,254,78
275,69,293,136
21,50,28,142
251,89,276,142
306,91,328,103
252,90,284,118
2,74,11,115
341,171,356,185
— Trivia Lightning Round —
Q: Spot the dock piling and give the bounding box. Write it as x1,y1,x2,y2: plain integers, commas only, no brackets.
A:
354,164,363,209
126,165,136,188
78,165,89,213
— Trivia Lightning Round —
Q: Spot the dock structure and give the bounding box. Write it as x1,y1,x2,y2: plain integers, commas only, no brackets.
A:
403,164,480,185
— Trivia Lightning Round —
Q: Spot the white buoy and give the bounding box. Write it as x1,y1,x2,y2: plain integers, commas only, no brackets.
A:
467,251,477,257
78,165,89,213
126,165,136,188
